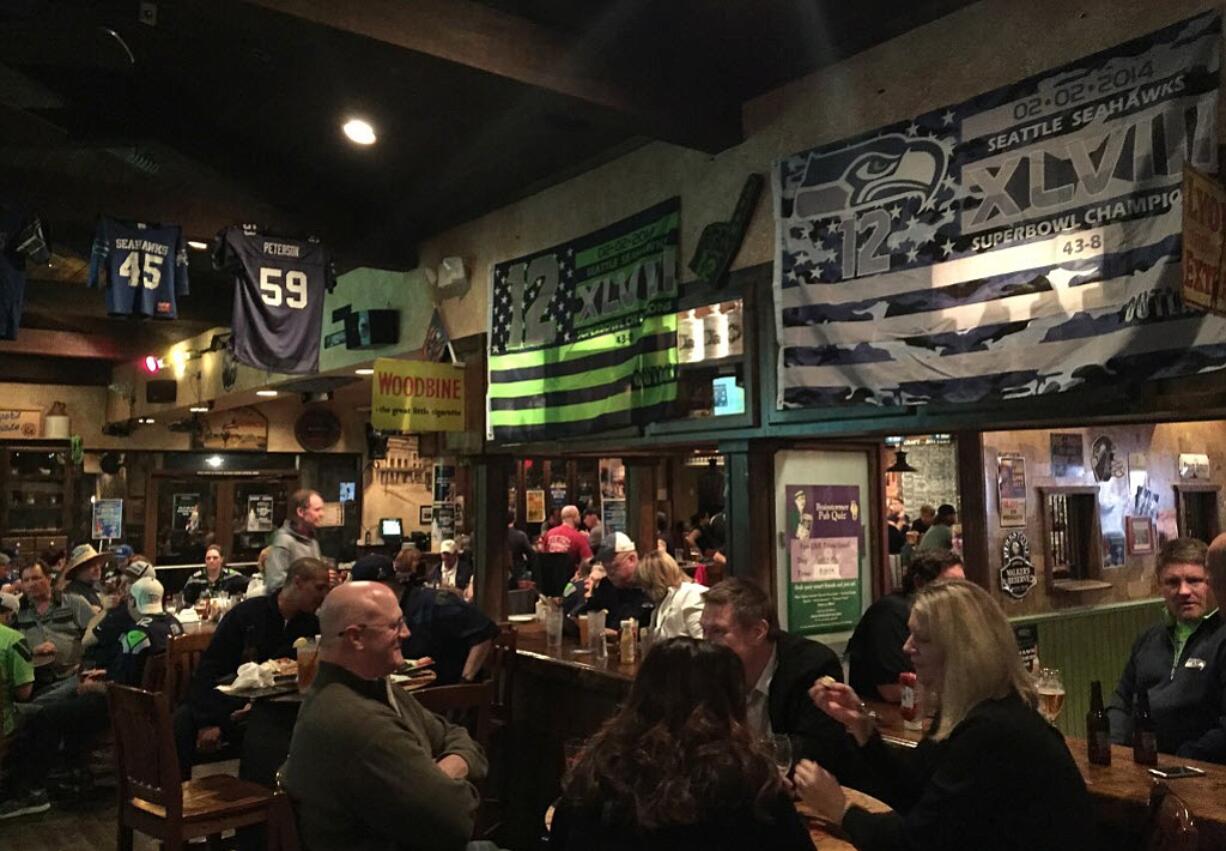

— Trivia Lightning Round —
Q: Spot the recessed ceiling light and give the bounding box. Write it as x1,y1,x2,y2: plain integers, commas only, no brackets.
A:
355,368,374,375
342,118,376,145
187,240,209,251
205,455,223,469
256,390,278,397
189,405,210,413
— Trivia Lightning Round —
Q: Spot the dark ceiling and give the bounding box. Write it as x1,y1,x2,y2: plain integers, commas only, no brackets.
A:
0,0,974,383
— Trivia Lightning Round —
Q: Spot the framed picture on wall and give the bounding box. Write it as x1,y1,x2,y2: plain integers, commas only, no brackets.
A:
419,505,433,525
1126,516,1155,555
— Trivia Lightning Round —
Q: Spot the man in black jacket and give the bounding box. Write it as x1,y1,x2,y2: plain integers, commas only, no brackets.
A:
174,557,330,777
700,577,872,789
1107,537,1226,762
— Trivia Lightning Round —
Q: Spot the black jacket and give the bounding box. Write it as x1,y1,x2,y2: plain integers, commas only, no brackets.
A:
1107,610,1226,761
846,593,912,698
187,592,319,727
769,631,876,793
843,693,1094,851
399,585,498,685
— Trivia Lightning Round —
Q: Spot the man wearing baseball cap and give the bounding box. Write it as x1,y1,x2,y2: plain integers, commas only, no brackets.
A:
431,539,474,601
111,576,182,687
82,556,157,674
62,543,109,610
577,531,653,632
0,591,34,731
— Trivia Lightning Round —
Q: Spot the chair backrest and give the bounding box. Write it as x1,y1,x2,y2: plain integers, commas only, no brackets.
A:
535,552,573,598
165,630,212,708
486,623,517,722
106,683,183,820
506,588,536,615
141,651,168,694
1146,782,1199,851
414,681,495,750
267,791,302,851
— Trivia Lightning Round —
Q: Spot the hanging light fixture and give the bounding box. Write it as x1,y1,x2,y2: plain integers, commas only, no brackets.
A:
886,449,918,473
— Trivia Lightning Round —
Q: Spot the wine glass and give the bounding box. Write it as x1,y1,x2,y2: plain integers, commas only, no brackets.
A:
769,734,793,776
1037,667,1066,724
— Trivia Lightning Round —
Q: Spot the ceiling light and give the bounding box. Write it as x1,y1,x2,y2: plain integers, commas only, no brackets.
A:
142,354,162,374
885,450,919,474
256,390,278,397
355,368,374,376
189,405,211,413
187,240,209,251
342,118,376,145
138,417,156,425
205,455,223,469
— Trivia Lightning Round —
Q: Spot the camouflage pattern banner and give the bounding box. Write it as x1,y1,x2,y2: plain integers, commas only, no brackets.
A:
774,12,1221,408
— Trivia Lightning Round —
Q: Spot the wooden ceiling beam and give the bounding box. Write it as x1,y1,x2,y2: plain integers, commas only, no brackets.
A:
240,0,742,153
0,328,130,361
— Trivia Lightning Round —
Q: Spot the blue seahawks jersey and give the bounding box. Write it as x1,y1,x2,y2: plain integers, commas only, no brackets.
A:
0,204,47,341
88,218,190,319
213,225,334,374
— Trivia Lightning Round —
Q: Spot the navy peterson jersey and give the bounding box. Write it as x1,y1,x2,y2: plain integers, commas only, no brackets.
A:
88,218,190,319
213,226,335,374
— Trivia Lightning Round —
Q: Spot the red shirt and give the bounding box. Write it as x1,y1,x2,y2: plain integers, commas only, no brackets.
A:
542,523,592,568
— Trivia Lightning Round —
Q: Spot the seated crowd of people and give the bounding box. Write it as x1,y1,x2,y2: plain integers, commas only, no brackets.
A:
2,505,1225,851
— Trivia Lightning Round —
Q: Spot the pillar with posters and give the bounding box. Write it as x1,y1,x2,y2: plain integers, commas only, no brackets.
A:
786,484,863,634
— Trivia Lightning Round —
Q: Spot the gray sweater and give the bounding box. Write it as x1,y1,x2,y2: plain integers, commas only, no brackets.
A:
265,520,321,592
281,661,488,851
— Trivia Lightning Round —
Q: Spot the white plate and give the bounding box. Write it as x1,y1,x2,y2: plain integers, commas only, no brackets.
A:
507,614,536,623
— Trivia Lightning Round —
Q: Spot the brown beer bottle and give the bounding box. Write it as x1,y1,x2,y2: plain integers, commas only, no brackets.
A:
1086,680,1111,766
1132,688,1158,766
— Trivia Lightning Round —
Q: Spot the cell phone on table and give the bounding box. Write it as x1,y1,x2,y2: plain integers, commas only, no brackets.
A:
1148,765,1206,779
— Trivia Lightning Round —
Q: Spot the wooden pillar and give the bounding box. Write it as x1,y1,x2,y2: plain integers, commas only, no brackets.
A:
721,441,776,595
955,430,990,590
625,457,660,554
473,454,512,622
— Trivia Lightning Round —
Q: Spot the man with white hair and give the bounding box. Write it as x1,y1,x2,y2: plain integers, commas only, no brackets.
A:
281,581,489,851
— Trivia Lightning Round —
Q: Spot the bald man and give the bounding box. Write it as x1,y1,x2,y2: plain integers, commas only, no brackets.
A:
281,582,488,851
542,504,592,572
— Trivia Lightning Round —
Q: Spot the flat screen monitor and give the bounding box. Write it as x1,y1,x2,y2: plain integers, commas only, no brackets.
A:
380,518,403,540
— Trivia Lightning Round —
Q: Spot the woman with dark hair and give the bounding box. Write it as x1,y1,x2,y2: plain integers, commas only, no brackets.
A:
549,638,815,850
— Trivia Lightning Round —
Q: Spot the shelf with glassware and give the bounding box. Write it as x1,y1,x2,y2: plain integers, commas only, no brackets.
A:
0,441,76,559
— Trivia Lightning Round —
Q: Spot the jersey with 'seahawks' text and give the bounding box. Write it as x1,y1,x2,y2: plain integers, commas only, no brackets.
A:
87,218,190,319
213,225,335,374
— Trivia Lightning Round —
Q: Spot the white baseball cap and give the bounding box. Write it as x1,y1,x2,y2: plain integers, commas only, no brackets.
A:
439,539,457,554
609,531,636,554
129,576,165,615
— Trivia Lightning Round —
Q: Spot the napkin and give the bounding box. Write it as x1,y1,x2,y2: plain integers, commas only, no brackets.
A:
231,660,278,691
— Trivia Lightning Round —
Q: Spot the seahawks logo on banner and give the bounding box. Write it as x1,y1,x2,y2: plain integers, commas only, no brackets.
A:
487,199,680,443
774,12,1223,409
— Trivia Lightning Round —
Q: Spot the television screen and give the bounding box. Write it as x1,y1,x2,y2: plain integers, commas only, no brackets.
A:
380,518,403,538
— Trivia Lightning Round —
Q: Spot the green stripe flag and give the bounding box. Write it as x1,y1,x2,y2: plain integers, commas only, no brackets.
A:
488,199,681,443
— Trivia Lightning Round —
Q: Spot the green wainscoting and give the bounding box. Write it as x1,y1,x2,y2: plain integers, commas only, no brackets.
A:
1011,598,1164,738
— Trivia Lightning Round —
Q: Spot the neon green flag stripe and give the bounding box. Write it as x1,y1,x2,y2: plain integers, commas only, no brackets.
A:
487,348,675,398
489,313,676,373
488,382,676,427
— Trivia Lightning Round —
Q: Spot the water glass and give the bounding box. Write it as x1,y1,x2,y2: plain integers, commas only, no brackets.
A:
769,734,793,775
545,605,564,649
587,609,607,659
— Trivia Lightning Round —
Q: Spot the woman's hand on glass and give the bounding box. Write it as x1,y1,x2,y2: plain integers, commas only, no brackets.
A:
794,759,848,825
809,679,875,745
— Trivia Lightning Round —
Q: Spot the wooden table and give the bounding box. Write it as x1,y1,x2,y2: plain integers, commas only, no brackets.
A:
864,700,1226,849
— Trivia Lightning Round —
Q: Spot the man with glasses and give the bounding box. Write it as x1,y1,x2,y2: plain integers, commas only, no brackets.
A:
174,557,330,777
282,581,489,851
1108,537,1226,761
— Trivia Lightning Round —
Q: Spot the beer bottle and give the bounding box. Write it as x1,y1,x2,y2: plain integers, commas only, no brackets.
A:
1132,688,1158,766
1086,680,1111,766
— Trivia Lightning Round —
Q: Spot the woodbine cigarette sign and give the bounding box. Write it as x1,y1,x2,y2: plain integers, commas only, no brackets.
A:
371,358,466,432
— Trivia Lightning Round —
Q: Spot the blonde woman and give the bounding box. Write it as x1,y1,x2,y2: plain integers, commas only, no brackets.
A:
636,550,706,639
797,580,1093,851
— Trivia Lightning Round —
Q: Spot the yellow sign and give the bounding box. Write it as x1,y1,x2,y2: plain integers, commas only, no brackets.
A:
1182,165,1226,316
371,358,466,432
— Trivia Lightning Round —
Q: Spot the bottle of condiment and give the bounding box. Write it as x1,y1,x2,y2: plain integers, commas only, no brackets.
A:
1086,680,1111,766
899,671,922,730
1132,688,1158,766
619,619,637,664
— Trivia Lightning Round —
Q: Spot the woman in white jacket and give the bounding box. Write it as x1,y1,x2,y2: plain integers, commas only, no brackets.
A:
637,550,707,639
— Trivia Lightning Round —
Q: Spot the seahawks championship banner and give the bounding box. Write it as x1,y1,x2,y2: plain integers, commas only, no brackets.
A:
774,12,1222,409
487,199,680,443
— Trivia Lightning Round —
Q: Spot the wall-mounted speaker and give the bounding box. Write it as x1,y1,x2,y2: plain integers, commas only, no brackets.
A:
146,379,177,404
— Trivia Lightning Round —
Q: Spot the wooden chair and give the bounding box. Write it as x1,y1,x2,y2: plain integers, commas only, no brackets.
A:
487,623,518,727
107,683,275,851
1145,782,1199,851
141,651,168,694
266,791,302,851
165,630,212,709
414,681,499,838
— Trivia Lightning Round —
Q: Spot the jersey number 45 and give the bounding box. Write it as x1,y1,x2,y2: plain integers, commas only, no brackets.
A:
119,252,164,289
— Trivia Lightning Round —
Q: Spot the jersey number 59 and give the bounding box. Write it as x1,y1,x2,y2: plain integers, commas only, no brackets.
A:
258,267,308,309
